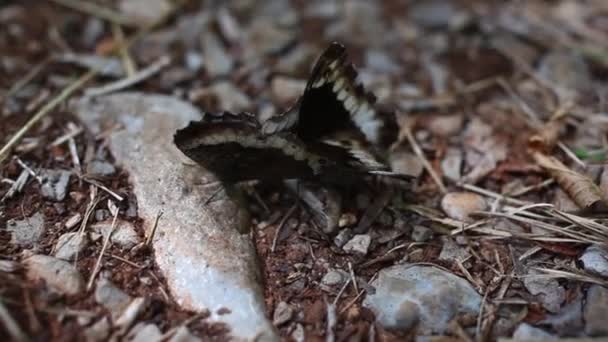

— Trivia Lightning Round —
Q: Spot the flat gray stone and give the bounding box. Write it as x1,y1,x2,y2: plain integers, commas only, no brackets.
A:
128,323,162,342
512,323,556,340
54,232,88,261
118,0,172,26
409,0,459,29
84,317,111,342
580,245,608,277
428,114,464,137
272,301,293,326
584,285,608,336
365,50,401,74
441,192,487,222
363,265,481,334
91,220,140,250
0,259,20,272
343,234,371,255
86,160,116,176
40,169,70,201
523,269,565,313
115,297,148,330
71,93,277,341
541,289,584,336
389,150,424,178
441,147,463,181
25,254,84,296
201,32,234,78
321,269,346,286
6,211,45,247
191,81,251,112
333,228,353,248
537,50,592,102
169,326,201,342
412,225,433,242
438,237,470,262
95,277,132,320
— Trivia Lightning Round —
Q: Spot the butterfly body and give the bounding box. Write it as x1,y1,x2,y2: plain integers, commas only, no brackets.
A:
174,43,409,186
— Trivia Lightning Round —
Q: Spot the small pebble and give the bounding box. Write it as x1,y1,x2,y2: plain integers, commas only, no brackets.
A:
273,301,294,326
25,254,84,295
6,212,45,247
412,225,433,242
333,228,353,248
321,269,346,286
579,245,608,277
95,209,109,221
54,232,88,261
338,213,357,227
65,213,82,229
343,234,371,255
441,192,487,222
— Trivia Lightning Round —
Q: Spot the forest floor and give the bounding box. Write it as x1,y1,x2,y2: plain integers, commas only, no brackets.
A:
1,0,608,341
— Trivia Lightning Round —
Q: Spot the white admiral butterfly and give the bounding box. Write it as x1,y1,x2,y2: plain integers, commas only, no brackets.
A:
174,43,409,186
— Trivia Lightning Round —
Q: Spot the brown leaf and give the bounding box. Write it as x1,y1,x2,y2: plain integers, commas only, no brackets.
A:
533,152,608,213
528,118,564,152
536,241,584,257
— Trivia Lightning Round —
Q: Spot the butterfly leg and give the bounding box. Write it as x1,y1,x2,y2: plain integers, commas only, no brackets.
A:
284,180,342,235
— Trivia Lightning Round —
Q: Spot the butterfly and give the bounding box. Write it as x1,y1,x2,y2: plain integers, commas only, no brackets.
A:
174,42,408,186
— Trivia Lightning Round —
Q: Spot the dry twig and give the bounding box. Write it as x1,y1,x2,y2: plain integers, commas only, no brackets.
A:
84,56,171,97
50,0,136,26
271,204,298,253
533,152,607,213
86,201,119,291
403,128,447,193
0,70,97,165
145,210,163,246
0,299,28,342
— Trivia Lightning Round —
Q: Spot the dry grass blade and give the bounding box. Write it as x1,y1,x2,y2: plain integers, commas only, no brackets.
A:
82,178,124,202
403,128,447,194
549,209,608,241
0,299,28,341
533,152,608,213
528,102,573,152
271,204,298,253
86,206,119,291
0,1,184,166
145,210,163,246
497,78,543,128
557,141,587,169
528,117,565,152
3,58,50,100
531,267,608,286
112,23,137,77
0,170,29,202
460,183,532,206
325,299,337,342
14,157,42,183
84,56,171,97
50,0,137,27
476,211,604,244
0,70,97,165
332,278,351,306
78,187,99,236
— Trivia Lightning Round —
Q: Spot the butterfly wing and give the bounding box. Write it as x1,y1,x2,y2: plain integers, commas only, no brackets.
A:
175,112,409,185
262,42,398,148
175,113,317,183
297,42,398,148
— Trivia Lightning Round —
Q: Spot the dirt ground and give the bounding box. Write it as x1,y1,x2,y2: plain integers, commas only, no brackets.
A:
2,0,608,341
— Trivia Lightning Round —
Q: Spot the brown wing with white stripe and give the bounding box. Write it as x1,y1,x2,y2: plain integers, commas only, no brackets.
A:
297,42,398,148
175,112,407,185
262,43,398,148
